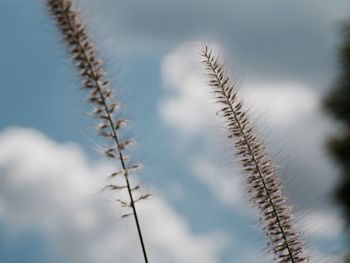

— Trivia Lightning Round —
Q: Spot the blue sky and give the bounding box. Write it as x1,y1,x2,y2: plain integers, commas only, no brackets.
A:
0,0,349,262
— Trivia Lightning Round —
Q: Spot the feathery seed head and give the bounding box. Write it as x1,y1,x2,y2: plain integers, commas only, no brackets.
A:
201,45,308,263
46,0,149,230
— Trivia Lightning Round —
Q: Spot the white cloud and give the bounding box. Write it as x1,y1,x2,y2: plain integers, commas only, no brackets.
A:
159,43,319,136
159,42,220,134
0,127,225,263
299,210,343,239
309,249,343,263
242,82,319,127
192,157,246,207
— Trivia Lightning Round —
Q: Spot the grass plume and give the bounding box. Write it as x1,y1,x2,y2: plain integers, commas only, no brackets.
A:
46,0,149,262
201,45,308,263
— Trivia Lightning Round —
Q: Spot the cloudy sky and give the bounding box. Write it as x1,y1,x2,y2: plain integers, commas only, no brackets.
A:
0,0,349,262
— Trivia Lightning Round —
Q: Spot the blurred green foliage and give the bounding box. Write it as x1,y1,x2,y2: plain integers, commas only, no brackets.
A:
324,19,350,226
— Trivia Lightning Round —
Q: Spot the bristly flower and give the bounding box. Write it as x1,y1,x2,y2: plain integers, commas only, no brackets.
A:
201,45,308,263
46,0,149,262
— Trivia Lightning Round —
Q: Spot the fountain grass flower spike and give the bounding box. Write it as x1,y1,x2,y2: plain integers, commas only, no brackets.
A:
201,45,308,263
46,0,149,262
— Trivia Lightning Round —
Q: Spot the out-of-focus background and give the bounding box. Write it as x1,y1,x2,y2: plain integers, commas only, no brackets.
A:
0,0,349,262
